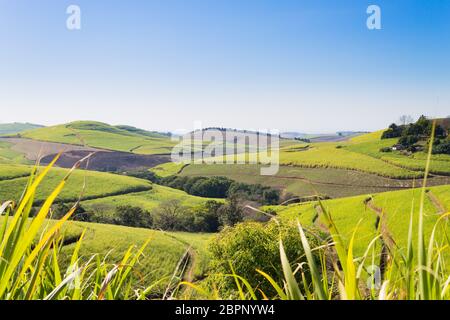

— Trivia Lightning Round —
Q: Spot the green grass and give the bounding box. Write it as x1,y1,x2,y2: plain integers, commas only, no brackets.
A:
82,184,222,218
18,121,176,155
267,184,450,256
344,136,450,175
57,221,213,290
150,162,187,178
0,141,29,164
0,164,152,204
180,163,450,199
279,143,421,178
0,164,34,181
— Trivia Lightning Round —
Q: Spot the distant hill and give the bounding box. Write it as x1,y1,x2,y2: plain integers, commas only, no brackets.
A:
15,120,176,155
0,122,44,135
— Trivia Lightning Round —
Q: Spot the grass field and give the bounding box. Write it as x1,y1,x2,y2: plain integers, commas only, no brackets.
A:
82,184,222,218
344,134,450,175
279,142,421,178
265,184,450,256
0,141,29,164
0,216,214,295
181,163,449,198
150,162,187,178
17,121,176,155
0,164,152,204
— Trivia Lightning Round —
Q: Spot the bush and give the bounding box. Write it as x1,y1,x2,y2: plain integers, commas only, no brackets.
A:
381,123,403,139
190,201,222,232
161,175,280,205
432,140,450,155
52,203,91,222
113,205,153,228
208,220,321,297
122,169,160,183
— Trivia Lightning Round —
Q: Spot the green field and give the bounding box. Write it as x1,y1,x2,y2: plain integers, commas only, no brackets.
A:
0,165,152,204
344,133,450,175
279,142,421,178
0,141,28,164
266,184,450,256
0,163,217,219
17,121,176,155
180,163,449,199
198,130,449,179
150,162,187,178
83,184,222,218
0,216,213,294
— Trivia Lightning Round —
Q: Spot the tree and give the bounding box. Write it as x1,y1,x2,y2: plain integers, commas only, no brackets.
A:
114,206,153,228
152,200,190,231
218,195,243,227
398,115,414,126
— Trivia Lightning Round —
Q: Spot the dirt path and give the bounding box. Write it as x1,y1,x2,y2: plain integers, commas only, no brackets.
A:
364,199,395,248
364,198,395,278
426,190,447,215
313,205,331,233
183,247,197,284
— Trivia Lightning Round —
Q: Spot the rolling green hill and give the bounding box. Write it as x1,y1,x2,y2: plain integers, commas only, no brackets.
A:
0,163,218,216
17,121,177,155
265,184,450,256
178,163,449,199
0,122,43,135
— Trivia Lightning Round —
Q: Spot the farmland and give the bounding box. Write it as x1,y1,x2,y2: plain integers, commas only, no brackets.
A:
0,165,152,204
0,120,449,300
180,163,450,199
265,184,450,256
14,121,176,155
82,184,222,219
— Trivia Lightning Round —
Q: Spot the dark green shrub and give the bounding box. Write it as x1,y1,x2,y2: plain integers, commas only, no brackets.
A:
113,205,153,228
208,220,321,297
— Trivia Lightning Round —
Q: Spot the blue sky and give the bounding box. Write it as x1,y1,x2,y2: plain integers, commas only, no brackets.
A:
0,0,449,133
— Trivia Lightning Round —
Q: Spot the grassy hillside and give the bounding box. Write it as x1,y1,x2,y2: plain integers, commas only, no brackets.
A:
0,216,213,295
0,164,152,204
83,184,222,218
150,162,187,178
344,133,450,175
0,122,43,135
198,129,448,179
17,121,176,155
180,163,450,199
266,184,450,256
0,141,29,164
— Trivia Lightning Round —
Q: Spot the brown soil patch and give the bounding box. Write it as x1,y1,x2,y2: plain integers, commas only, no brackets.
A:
0,137,100,161
41,150,171,172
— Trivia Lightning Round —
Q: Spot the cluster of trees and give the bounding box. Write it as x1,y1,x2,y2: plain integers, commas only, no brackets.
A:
160,176,280,205
294,137,311,143
55,197,246,233
381,115,449,154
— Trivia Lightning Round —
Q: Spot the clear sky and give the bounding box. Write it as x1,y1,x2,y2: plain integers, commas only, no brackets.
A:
0,0,449,133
